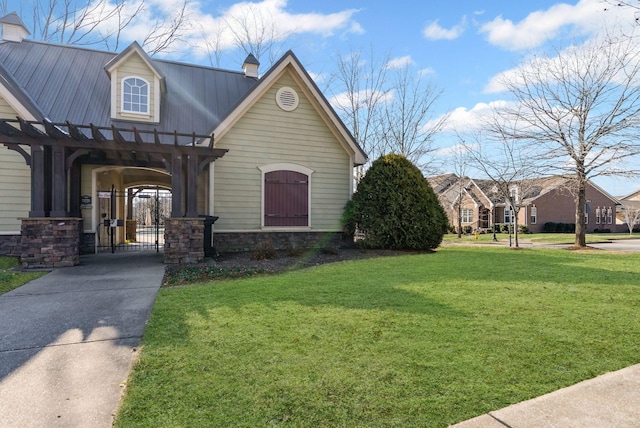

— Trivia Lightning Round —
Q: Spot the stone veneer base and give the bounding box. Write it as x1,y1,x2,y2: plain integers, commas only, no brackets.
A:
0,234,21,257
164,218,205,264
213,231,344,253
20,218,82,268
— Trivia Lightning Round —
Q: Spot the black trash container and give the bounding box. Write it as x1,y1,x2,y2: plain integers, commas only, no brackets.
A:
199,215,219,257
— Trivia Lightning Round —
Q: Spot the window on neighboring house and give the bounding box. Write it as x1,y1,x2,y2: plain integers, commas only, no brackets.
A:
504,207,514,223
607,206,613,224
461,209,473,223
585,204,589,224
595,207,601,224
530,206,537,224
122,77,149,114
264,169,309,227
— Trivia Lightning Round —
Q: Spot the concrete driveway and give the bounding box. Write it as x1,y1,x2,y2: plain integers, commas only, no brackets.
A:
0,251,164,427
587,238,640,252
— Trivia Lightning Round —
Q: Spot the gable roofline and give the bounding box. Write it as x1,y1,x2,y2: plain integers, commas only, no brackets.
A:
588,179,621,205
617,187,640,201
103,41,165,87
467,178,494,208
211,50,368,166
0,61,45,120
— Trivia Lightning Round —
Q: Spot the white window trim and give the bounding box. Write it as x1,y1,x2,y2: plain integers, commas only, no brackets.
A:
258,163,314,229
530,206,537,224
121,76,150,115
504,207,514,223
461,208,473,224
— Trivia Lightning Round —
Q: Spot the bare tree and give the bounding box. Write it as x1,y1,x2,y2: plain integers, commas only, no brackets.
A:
621,203,640,233
448,141,470,238
487,32,640,247
381,63,448,174
223,3,288,66
604,1,640,22
463,116,547,248
328,47,391,181
14,0,190,55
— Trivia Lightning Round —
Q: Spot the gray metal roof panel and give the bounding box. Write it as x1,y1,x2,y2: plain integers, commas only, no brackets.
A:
0,40,258,136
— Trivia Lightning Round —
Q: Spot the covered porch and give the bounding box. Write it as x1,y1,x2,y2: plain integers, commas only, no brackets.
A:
0,118,226,267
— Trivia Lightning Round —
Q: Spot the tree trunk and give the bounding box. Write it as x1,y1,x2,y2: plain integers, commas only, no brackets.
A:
575,179,587,247
457,201,462,238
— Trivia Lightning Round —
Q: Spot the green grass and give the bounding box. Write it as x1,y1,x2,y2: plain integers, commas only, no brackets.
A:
0,256,45,295
443,232,639,245
115,246,640,427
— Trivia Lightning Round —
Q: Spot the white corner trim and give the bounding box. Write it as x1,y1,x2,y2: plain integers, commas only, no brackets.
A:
0,84,37,121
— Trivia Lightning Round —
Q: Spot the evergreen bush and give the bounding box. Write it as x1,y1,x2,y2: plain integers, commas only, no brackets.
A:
343,154,448,250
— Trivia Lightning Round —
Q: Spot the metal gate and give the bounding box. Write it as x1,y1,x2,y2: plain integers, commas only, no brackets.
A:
97,186,172,253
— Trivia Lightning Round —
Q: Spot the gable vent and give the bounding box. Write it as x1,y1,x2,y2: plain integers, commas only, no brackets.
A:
276,87,299,111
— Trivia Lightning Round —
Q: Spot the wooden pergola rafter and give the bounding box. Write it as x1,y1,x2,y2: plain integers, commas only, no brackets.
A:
0,118,227,219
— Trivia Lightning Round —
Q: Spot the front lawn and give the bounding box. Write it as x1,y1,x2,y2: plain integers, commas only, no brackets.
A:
443,231,638,245
0,256,45,295
115,246,640,427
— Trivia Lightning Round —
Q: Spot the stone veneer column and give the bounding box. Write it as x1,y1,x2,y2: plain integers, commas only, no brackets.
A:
21,218,82,268
164,218,204,264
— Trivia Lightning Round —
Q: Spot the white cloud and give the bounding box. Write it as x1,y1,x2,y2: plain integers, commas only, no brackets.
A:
433,143,476,158
423,16,466,41
386,55,413,69
479,0,626,51
418,67,436,77
97,0,363,59
328,89,393,111
484,30,640,94
434,100,512,133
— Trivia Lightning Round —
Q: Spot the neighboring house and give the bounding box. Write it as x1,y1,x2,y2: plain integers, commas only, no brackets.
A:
0,12,366,265
615,189,640,232
428,174,622,234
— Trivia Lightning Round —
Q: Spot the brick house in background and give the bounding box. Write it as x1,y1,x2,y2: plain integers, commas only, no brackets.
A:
428,174,622,233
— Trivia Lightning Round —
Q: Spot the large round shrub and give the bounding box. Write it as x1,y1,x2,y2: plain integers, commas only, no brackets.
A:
345,154,448,250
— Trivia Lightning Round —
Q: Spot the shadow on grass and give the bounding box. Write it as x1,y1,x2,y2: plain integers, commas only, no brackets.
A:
151,246,640,343
122,247,640,427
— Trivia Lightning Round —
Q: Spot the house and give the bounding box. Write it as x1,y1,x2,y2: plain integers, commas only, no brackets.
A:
0,12,367,267
428,174,621,234
615,189,640,232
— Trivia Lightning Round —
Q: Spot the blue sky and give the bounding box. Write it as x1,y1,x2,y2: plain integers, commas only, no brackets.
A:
5,0,639,194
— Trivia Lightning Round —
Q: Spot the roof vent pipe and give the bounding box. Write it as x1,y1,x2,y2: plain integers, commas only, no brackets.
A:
0,12,30,42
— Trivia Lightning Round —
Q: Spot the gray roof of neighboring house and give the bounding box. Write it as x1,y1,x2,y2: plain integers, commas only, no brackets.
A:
0,39,259,136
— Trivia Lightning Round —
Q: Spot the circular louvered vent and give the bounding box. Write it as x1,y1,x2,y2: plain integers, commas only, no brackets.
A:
276,87,299,111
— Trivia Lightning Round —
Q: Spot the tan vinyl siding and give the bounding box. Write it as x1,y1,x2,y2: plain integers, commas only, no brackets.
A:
214,71,351,231
115,55,157,122
0,98,30,232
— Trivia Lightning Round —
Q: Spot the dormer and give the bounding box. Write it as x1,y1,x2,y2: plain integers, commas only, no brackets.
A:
104,41,165,123
0,12,30,42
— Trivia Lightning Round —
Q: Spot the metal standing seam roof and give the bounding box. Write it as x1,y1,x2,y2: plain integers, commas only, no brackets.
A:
0,39,259,141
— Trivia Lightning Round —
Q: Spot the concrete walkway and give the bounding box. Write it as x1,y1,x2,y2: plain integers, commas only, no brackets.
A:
450,364,640,427
0,251,164,427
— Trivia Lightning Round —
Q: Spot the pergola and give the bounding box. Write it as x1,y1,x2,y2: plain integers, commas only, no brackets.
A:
0,118,227,219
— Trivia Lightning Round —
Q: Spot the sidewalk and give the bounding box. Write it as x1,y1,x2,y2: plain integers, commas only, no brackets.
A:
450,363,640,427
0,251,164,427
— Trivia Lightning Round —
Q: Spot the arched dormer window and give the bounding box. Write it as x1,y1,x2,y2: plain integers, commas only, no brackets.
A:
122,77,149,114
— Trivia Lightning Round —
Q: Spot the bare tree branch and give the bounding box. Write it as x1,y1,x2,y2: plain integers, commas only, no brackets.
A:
487,32,640,247
381,63,448,174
